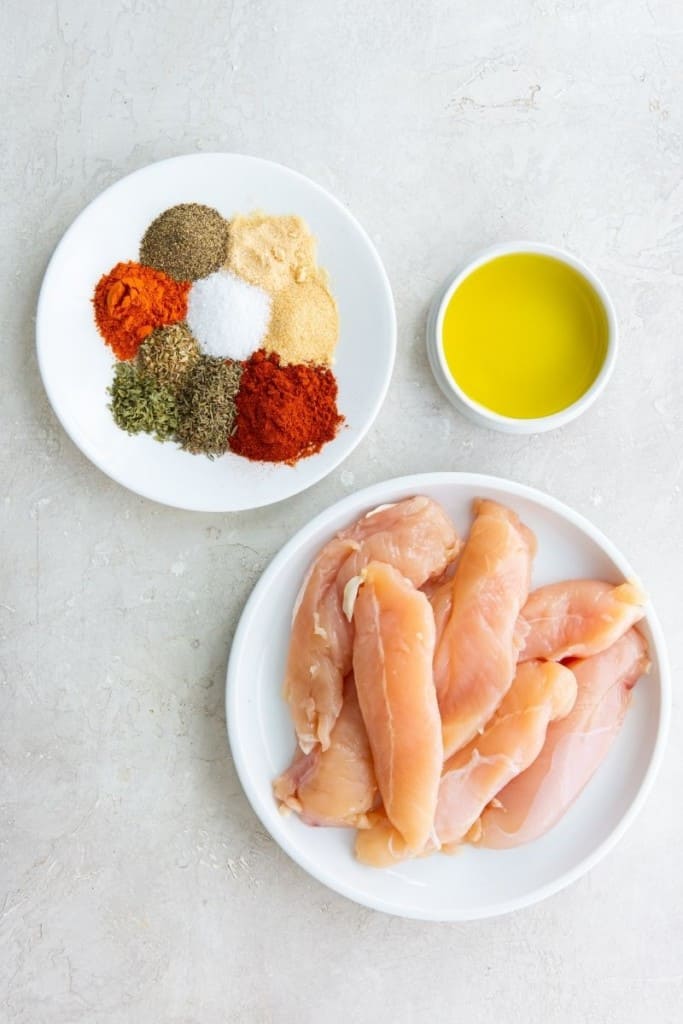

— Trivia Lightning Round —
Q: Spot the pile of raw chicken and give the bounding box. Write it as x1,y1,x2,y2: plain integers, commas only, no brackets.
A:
274,496,649,866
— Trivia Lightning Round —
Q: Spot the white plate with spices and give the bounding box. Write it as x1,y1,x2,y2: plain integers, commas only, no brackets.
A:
37,153,396,511
226,473,669,921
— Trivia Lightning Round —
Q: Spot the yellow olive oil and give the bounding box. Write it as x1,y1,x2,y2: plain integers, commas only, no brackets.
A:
441,253,609,419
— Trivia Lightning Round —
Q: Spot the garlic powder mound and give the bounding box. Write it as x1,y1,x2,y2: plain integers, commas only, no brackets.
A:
226,213,317,292
264,274,339,366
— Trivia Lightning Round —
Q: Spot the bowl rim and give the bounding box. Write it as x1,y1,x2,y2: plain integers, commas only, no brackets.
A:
431,241,618,433
226,471,670,921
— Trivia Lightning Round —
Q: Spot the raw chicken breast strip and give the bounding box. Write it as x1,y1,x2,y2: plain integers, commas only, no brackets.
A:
476,628,650,849
283,536,358,754
426,564,458,648
337,498,461,601
436,660,576,848
284,496,459,752
352,561,443,852
355,660,576,867
519,579,646,662
434,499,536,758
274,675,378,828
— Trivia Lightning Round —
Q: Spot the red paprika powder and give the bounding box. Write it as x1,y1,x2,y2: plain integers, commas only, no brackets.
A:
93,261,190,360
230,350,343,464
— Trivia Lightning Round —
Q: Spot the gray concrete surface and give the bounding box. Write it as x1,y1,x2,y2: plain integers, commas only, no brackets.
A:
2,1,682,1021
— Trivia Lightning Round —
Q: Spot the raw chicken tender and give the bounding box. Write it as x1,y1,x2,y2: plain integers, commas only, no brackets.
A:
436,660,577,848
519,579,646,662
355,812,413,867
283,536,358,754
355,660,576,866
427,565,457,648
274,676,377,828
352,561,443,852
476,628,650,849
284,496,459,752
337,497,461,602
434,499,536,758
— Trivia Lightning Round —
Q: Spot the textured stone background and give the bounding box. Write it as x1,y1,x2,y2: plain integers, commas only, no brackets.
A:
2,1,682,1021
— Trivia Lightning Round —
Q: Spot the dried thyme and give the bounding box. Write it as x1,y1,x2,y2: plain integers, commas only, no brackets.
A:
108,362,178,441
176,356,243,457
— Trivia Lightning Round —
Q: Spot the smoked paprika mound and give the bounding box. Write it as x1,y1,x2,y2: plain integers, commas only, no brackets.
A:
93,261,190,360
230,350,343,464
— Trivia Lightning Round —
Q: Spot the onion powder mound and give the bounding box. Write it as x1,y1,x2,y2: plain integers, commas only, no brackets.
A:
187,270,271,361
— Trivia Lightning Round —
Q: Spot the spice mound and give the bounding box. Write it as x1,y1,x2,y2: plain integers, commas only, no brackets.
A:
109,362,178,441
230,350,343,464
186,270,271,361
140,204,229,282
176,356,242,457
138,323,200,390
94,261,189,360
93,204,344,465
226,213,317,292
265,276,338,367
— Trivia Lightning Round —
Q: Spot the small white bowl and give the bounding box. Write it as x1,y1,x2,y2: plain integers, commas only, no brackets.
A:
426,242,618,434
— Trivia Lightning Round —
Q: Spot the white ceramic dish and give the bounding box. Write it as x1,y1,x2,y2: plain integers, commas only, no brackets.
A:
426,242,618,434
226,472,669,921
37,154,396,511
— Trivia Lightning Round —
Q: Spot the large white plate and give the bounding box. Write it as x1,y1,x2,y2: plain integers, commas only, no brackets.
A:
226,473,670,921
37,154,396,511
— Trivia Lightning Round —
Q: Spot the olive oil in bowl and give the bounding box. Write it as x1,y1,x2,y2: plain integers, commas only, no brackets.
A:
439,252,611,423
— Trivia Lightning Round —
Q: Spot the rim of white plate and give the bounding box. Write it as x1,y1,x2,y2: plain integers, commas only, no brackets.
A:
36,152,397,511
226,472,671,921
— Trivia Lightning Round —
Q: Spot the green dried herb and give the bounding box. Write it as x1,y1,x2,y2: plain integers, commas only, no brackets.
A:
108,362,178,442
138,323,200,391
140,203,229,281
176,356,243,457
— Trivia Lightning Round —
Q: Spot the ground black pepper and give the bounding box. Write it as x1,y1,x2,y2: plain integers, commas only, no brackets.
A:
140,204,229,281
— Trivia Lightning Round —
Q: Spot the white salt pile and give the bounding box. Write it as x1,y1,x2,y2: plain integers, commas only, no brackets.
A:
187,270,271,360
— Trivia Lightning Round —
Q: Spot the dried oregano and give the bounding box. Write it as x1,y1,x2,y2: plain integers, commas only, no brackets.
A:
108,362,178,442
